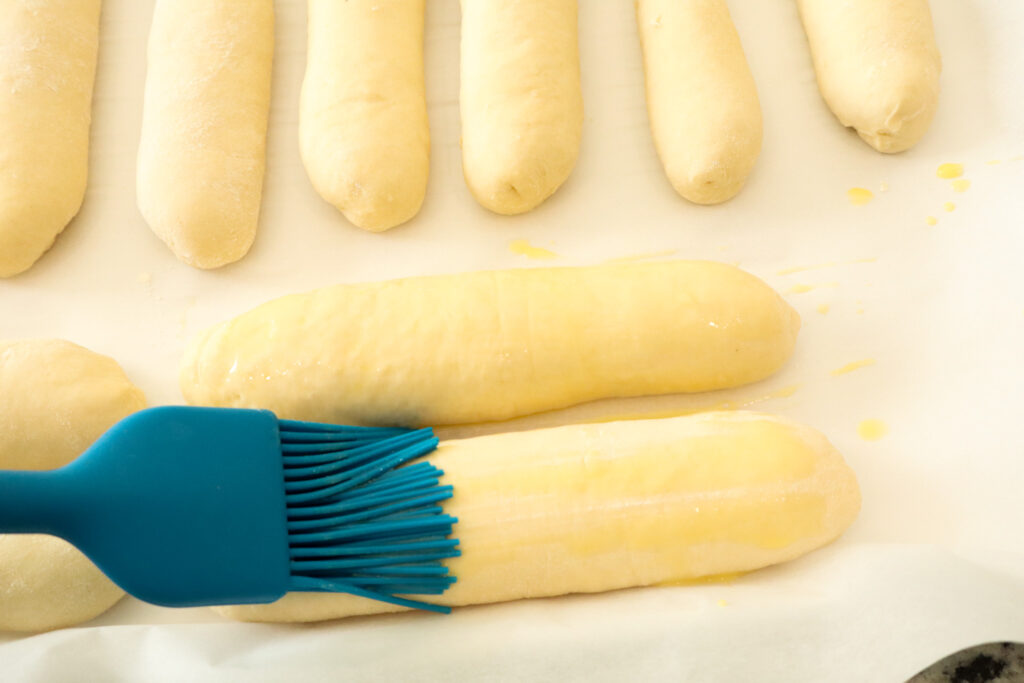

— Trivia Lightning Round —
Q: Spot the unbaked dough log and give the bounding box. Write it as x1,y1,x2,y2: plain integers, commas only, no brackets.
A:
181,261,800,426
137,0,274,268
460,0,583,214
637,0,762,205
0,339,146,632
797,0,941,153
217,411,861,622
301,0,429,232
0,1,101,278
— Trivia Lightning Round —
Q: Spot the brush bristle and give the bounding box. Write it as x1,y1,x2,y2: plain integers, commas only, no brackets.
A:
277,420,459,613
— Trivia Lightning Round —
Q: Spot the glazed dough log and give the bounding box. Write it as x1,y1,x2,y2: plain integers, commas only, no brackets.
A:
302,0,429,232
797,0,941,153
637,0,762,205
217,411,861,622
0,340,146,632
0,1,101,278
181,261,800,427
137,0,274,268
460,0,583,214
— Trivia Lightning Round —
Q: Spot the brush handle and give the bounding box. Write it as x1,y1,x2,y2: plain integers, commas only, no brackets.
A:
0,468,74,536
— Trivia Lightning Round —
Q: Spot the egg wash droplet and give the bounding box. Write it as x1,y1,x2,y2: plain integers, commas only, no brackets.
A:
857,419,888,441
509,239,558,261
936,163,963,179
847,188,873,206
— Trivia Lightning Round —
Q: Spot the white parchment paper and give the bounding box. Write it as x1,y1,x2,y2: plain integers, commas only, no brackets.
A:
1,1,1022,680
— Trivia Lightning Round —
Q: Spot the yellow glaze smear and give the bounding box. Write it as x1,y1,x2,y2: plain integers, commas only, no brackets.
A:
847,188,873,206
937,163,963,179
580,494,828,554
717,599,729,607
943,202,956,212
787,282,838,294
817,303,830,315
878,182,889,193
509,239,558,260
588,385,801,424
605,249,679,264
926,216,938,226
857,419,888,441
951,179,971,193
658,572,744,588
831,358,876,377
776,258,875,276
463,426,812,507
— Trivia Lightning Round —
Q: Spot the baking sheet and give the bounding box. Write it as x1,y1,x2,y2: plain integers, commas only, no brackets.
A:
1,1,1023,680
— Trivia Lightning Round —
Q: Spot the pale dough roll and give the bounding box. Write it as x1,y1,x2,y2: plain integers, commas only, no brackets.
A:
637,0,762,205
217,411,861,623
0,339,146,632
137,0,274,268
0,536,125,634
0,1,101,278
460,0,583,214
301,0,429,232
797,0,941,153
181,261,800,427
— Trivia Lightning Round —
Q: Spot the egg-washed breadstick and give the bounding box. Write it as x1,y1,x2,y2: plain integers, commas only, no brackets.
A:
797,0,941,153
460,0,583,215
216,411,860,623
137,0,274,269
302,0,428,232
637,0,762,205
181,261,800,427
0,1,101,278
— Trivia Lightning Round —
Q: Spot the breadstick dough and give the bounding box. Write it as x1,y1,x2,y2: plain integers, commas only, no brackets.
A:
217,411,860,622
301,0,429,232
0,340,146,632
637,0,762,204
797,0,941,153
460,0,583,214
0,1,101,277
137,0,274,268
181,261,800,426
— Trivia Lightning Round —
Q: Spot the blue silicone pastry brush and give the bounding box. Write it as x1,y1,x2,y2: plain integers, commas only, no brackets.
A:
0,406,459,612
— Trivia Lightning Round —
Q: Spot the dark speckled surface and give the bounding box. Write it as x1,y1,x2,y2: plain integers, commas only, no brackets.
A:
908,643,1024,683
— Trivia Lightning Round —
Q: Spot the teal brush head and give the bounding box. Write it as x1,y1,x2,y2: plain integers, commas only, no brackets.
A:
0,406,459,613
